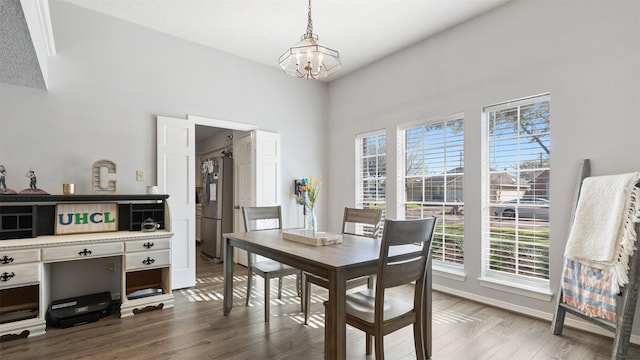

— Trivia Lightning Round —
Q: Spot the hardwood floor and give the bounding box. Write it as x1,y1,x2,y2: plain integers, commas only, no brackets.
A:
2,250,639,360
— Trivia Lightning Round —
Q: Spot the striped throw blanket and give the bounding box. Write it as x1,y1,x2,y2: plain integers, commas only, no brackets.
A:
561,259,617,321
562,172,640,322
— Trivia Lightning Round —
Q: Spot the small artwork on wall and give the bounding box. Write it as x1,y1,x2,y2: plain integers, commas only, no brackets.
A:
18,168,49,195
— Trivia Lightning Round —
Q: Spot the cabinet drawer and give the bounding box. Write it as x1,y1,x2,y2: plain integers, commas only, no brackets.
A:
126,250,170,271
0,263,39,289
125,238,171,253
0,249,40,266
42,242,123,262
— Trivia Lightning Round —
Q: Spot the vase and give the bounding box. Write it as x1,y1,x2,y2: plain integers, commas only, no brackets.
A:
306,206,317,236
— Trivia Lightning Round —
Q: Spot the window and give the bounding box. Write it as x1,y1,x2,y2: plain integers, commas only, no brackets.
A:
355,130,386,236
482,94,550,286
400,114,464,265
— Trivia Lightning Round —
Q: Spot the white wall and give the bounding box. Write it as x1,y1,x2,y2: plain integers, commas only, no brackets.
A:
0,1,327,229
327,0,640,335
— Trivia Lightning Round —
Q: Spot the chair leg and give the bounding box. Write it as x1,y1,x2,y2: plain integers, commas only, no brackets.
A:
304,278,312,325
374,334,384,360
264,276,271,322
245,269,253,306
277,277,283,299
414,321,426,360
366,334,372,355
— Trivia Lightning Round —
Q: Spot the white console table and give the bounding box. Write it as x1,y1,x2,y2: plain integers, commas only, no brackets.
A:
0,195,174,340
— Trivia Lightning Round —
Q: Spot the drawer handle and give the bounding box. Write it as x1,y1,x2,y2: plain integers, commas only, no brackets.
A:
0,272,16,282
142,257,155,265
143,242,155,249
1,256,14,264
78,249,93,256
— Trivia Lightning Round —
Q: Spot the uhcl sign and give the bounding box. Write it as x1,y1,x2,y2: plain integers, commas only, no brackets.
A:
55,203,118,235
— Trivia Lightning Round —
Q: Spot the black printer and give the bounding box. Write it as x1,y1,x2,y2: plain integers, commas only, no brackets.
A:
47,291,113,328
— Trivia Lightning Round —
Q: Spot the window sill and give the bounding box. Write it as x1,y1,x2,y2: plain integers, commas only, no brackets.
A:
478,275,553,301
433,262,466,282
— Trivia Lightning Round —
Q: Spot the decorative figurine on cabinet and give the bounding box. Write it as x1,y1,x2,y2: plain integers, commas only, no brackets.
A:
0,164,17,195
0,165,6,191
18,168,48,194
26,169,37,189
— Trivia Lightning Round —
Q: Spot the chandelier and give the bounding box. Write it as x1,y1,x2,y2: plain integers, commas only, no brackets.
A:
279,0,341,80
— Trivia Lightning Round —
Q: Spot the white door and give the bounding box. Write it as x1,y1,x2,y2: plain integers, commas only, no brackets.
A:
232,130,281,265
233,132,254,266
157,116,196,289
255,131,281,207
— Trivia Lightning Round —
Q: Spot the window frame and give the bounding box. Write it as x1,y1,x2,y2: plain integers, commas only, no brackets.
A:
480,93,552,298
355,129,387,236
398,113,465,273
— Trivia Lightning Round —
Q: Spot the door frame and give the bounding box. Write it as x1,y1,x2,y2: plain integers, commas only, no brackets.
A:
188,115,259,133
158,115,261,288
188,115,259,265
188,114,259,227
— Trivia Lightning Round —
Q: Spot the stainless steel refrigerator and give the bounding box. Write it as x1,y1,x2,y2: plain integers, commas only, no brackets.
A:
201,155,233,262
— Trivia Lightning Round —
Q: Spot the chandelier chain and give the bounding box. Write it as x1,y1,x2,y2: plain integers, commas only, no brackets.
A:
306,0,313,37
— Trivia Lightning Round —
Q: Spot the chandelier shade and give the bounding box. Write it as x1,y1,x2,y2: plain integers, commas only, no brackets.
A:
279,0,341,80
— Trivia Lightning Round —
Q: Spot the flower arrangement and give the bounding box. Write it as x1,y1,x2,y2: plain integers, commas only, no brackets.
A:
290,176,321,208
288,175,321,234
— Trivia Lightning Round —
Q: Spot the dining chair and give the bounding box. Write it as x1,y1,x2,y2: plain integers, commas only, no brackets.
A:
242,206,302,322
344,217,436,360
303,207,383,325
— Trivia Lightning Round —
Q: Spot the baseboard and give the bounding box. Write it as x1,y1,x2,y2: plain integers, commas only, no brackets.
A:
433,284,640,346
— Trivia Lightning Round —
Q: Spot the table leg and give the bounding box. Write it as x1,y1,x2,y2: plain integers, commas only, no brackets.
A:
326,269,347,360
223,237,234,316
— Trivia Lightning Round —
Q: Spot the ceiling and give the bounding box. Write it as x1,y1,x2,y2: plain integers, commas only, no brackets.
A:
0,0,46,89
195,124,225,142
61,0,512,80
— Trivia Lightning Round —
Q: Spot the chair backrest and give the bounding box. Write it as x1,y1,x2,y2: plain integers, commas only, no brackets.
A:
342,207,383,238
242,206,282,232
375,217,437,317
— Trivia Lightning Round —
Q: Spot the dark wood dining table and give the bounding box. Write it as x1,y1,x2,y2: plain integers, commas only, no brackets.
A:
222,229,432,360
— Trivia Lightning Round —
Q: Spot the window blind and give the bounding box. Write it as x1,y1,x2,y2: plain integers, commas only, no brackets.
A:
402,115,464,265
483,94,551,281
355,131,386,237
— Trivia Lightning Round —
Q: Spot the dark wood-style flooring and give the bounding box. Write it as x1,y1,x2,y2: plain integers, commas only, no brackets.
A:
2,248,639,359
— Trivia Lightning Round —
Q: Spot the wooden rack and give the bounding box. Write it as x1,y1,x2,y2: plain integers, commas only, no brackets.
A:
551,159,640,360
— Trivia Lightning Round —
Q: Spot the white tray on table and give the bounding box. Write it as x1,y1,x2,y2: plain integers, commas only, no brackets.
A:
282,229,343,246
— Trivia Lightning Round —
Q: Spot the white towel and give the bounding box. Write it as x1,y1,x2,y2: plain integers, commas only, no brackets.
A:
565,172,640,293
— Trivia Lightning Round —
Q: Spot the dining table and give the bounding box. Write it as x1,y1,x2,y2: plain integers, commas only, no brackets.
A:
222,229,433,360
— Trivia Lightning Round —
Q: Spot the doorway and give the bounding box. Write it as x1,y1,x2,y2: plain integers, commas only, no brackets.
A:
195,125,248,266
190,115,258,275
158,115,276,289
